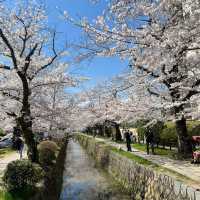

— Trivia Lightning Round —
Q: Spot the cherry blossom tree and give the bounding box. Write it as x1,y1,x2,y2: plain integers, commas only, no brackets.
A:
73,71,162,141
31,67,76,134
0,1,68,162
66,0,200,156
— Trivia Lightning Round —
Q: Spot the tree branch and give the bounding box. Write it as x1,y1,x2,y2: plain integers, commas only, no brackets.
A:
23,43,38,72
0,29,18,69
31,31,58,79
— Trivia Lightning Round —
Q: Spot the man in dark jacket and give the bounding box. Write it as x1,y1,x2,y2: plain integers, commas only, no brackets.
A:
15,136,24,159
125,130,132,152
146,129,154,155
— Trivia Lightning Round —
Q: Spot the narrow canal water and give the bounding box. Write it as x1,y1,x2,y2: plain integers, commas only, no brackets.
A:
60,140,130,200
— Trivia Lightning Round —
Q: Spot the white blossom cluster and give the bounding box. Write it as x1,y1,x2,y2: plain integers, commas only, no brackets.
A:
67,0,200,128
0,1,77,133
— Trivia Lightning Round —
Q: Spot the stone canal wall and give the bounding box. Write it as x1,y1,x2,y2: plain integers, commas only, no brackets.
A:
77,134,195,200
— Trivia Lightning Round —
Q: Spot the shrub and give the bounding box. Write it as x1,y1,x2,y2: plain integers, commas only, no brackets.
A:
135,120,200,147
160,126,177,146
3,159,43,191
38,140,58,167
150,120,165,143
187,122,200,136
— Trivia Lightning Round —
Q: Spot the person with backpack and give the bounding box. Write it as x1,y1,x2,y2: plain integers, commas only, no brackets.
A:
125,130,132,152
15,136,24,159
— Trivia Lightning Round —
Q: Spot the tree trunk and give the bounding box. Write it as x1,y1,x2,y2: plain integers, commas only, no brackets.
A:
19,104,38,162
102,125,106,137
18,73,38,162
146,142,149,155
105,126,111,137
175,116,192,157
115,123,122,141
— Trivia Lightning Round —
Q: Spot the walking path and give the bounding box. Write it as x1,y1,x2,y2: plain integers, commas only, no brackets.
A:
95,137,200,184
60,140,129,200
88,136,200,199
0,149,27,180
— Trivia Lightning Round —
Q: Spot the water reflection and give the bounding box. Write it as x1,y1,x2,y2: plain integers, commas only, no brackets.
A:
60,140,129,200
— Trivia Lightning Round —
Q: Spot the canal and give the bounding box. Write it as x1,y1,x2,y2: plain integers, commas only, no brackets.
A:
60,140,129,200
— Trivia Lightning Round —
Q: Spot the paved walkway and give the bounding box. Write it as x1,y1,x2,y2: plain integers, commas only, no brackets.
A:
0,150,27,180
95,137,200,183
87,136,200,199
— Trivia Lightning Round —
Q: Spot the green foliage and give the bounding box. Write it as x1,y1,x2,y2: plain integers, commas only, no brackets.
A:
0,187,37,200
137,126,146,141
0,190,13,200
187,121,200,136
3,159,43,192
132,143,176,158
38,140,58,167
134,119,200,147
39,138,68,200
160,120,200,146
0,128,5,137
160,126,177,145
111,147,156,167
150,121,165,142
134,119,149,141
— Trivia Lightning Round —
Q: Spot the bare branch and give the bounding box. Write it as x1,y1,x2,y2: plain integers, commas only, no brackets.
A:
23,43,38,72
0,65,11,70
0,29,18,69
32,31,58,78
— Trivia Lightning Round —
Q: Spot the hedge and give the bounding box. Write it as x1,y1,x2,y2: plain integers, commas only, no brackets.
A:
136,120,200,147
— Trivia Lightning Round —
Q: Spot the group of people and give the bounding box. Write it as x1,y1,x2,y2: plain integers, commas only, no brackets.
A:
122,129,136,152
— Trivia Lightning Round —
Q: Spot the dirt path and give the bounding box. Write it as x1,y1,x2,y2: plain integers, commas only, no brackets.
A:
60,140,130,200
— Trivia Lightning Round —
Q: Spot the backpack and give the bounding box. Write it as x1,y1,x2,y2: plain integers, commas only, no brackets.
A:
15,137,23,150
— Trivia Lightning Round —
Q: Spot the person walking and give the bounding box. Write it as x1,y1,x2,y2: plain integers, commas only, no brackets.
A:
125,130,132,152
15,136,24,159
145,128,155,155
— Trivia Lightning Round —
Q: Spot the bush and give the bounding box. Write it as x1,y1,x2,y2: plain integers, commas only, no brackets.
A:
38,140,58,167
135,120,200,147
150,120,165,143
3,159,43,191
187,121,200,136
160,126,177,146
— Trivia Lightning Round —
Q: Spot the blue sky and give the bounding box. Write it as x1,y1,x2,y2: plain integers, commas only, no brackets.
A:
44,0,128,91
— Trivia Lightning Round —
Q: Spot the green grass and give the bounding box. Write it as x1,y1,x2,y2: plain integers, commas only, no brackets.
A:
0,187,37,200
80,134,199,186
132,143,176,158
111,147,158,168
0,190,14,200
109,146,197,186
